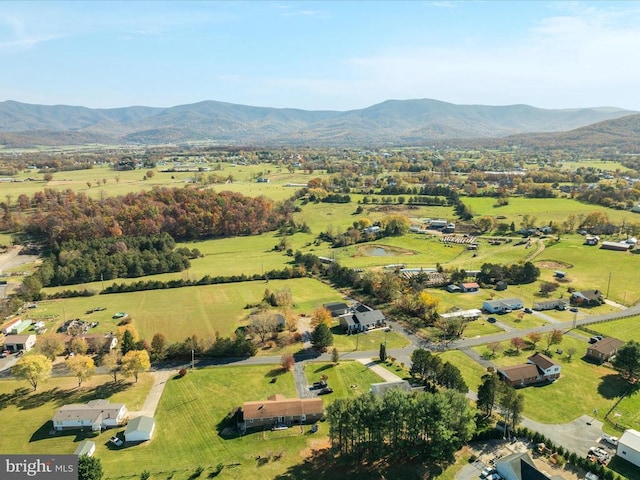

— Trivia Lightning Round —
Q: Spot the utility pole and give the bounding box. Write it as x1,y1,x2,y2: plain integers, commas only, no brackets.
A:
191,349,195,369
606,271,612,298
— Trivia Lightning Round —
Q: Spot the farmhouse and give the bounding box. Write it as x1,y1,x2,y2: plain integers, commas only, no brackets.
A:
570,290,604,307
497,352,561,387
617,429,640,468
65,334,118,354
483,298,524,314
532,299,568,311
240,394,323,430
124,416,156,443
586,337,625,363
3,334,36,353
52,400,128,432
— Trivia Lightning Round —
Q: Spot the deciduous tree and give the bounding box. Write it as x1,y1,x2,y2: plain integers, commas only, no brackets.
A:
37,333,66,360
121,350,151,383
78,455,103,480
12,355,52,391
311,306,333,328
544,329,563,353
66,355,95,387
102,349,122,383
614,341,640,381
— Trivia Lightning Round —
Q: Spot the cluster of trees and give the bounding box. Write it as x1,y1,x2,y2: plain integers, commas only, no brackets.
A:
410,349,467,393
476,261,540,285
326,389,475,460
22,187,285,244
476,372,525,432
39,233,195,286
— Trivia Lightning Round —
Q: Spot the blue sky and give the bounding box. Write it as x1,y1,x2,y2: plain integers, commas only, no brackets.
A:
2,1,640,111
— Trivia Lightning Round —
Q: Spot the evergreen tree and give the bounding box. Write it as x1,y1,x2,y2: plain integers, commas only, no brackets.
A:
78,455,103,480
121,329,135,355
379,343,387,362
476,372,500,417
311,323,333,352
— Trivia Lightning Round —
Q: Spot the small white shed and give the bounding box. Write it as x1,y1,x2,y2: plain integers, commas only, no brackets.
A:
124,416,155,443
74,440,96,457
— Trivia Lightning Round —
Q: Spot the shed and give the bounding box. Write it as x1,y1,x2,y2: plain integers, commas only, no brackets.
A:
370,380,412,397
124,416,155,443
74,440,96,457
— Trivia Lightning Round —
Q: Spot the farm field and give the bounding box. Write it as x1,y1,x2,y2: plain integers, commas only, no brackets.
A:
38,278,345,342
587,315,640,342
472,336,627,424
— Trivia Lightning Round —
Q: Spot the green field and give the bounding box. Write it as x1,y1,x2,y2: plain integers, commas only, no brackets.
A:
38,278,346,342
304,361,384,405
331,328,410,352
588,315,640,342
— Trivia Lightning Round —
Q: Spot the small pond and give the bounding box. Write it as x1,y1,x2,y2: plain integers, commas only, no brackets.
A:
362,247,395,256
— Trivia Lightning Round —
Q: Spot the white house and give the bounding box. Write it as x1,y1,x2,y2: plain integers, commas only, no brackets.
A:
617,429,640,467
124,416,156,443
53,400,128,432
482,298,524,314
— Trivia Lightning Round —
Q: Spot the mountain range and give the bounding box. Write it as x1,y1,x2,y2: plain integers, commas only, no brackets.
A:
0,98,638,148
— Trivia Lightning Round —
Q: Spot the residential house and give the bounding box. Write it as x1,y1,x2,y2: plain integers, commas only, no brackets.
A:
52,400,128,432
1,318,22,335
240,394,323,430
586,337,625,363
439,309,481,321
497,352,561,387
617,429,640,468
323,302,350,317
571,290,604,307
339,305,385,333
532,299,568,311
124,416,156,443
459,282,480,293
496,451,563,480
65,334,117,354
3,334,36,353
483,298,524,314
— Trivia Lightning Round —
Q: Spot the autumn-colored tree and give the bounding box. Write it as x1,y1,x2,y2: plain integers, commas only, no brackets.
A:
280,354,295,371
510,337,527,354
66,355,95,387
312,306,333,328
487,341,503,357
544,329,564,353
69,337,89,355
151,333,168,360
37,333,66,360
121,350,151,383
102,349,122,383
12,355,52,391
526,332,542,350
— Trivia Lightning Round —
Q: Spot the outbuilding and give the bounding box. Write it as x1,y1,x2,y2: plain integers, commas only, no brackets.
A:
3,334,37,353
74,440,96,457
617,429,640,468
124,416,156,443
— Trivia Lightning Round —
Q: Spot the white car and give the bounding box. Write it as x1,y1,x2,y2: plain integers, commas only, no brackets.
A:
109,435,123,447
486,473,502,480
480,467,496,478
601,434,618,446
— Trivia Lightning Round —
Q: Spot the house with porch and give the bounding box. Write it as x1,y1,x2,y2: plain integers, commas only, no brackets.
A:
339,304,385,332
497,352,561,387
570,289,604,307
586,337,625,363
240,394,323,431
483,298,524,314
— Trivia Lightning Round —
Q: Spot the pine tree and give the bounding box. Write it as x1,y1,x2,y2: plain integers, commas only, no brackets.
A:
311,323,333,352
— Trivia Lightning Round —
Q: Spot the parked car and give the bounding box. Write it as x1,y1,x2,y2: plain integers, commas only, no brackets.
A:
570,307,579,313
109,435,123,447
585,472,600,480
601,434,618,446
15,350,24,357
487,317,497,323
524,307,532,314
589,336,603,344
485,473,502,480
480,467,496,478
312,380,327,389
318,387,334,395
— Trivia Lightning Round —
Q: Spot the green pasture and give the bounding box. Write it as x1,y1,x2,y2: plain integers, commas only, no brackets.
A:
473,336,626,424
0,373,154,456
558,159,633,172
304,361,384,405
462,196,633,226
39,278,345,342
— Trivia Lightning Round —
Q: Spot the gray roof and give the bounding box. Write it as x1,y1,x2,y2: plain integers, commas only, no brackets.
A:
354,309,385,325
125,416,155,435
74,440,95,456
619,429,640,453
53,400,125,423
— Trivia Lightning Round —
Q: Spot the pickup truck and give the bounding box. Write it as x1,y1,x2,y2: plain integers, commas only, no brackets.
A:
109,435,123,447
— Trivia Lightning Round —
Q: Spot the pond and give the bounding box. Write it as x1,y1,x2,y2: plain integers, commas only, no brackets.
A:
362,247,395,256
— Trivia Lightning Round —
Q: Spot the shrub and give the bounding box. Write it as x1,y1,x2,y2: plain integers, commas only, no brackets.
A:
178,368,187,378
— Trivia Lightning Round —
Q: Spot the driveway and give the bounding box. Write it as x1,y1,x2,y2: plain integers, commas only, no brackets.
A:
356,358,403,382
293,362,314,398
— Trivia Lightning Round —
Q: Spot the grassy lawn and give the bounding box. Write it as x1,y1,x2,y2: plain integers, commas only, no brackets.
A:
463,319,504,338
304,361,384,405
331,328,410,353
472,336,627,423
0,373,153,456
438,350,489,392
38,278,345,342
584,315,640,342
